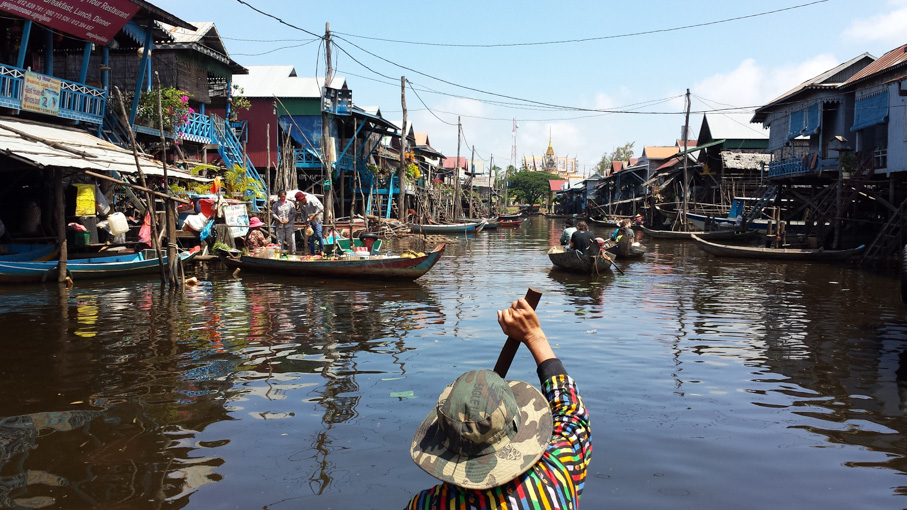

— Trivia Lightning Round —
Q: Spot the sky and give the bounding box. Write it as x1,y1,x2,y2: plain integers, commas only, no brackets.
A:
154,0,907,175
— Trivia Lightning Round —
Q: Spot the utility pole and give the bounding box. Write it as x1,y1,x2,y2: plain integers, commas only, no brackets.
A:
398,76,407,222
679,88,691,231
454,117,462,220
321,22,333,225
469,145,475,218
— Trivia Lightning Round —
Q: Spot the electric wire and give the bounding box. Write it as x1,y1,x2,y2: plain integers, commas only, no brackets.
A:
334,1,828,48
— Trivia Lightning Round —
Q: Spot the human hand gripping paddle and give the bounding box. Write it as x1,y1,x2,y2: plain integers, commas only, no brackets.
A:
494,288,548,377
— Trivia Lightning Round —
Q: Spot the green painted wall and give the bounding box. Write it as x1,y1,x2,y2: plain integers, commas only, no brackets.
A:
276,98,321,116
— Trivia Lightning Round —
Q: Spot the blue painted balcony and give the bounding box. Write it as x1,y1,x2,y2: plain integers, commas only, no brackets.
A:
0,63,105,124
176,112,213,143
768,155,840,178
294,148,322,169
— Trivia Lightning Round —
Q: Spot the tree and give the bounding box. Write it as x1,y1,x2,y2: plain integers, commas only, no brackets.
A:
594,141,636,175
507,170,559,206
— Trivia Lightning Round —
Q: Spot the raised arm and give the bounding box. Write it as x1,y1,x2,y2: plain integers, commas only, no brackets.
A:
497,298,555,366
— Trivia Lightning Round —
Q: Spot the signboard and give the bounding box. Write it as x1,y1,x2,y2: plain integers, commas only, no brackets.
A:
22,71,60,115
224,204,249,238
0,0,141,45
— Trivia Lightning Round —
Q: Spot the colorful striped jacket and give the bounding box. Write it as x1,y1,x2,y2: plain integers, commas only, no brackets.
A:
406,359,592,509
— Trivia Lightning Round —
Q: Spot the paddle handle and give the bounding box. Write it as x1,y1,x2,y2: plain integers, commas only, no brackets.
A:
493,287,543,378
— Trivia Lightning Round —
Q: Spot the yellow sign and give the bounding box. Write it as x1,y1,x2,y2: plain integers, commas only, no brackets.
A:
22,72,61,116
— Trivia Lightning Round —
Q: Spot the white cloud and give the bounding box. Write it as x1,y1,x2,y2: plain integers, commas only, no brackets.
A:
843,3,907,44
693,54,840,110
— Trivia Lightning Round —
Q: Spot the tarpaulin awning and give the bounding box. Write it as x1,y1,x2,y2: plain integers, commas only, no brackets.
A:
852,90,889,131
674,139,725,156
803,103,820,136
0,118,210,182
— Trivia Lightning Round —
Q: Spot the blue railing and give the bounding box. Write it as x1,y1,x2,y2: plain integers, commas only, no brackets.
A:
294,148,322,168
768,156,840,178
176,112,212,143
0,63,105,124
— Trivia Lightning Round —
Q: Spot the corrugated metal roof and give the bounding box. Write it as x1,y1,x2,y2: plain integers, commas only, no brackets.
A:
159,21,214,44
703,113,769,140
720,151,771,171
0,119,207,181
844,44,907,87
233,66,345,98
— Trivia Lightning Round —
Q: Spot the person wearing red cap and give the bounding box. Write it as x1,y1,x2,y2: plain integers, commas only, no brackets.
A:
296,191,324,255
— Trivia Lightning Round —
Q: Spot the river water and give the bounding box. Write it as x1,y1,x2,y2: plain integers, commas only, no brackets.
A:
1,217,906,509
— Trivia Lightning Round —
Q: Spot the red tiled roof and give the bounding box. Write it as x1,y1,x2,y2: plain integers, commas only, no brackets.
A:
655,157,681,172
611,161,623,173
845,44,907,86
549,179,568,191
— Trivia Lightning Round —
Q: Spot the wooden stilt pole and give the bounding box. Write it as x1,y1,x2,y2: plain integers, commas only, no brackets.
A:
54,168,68,284
155,72,179,288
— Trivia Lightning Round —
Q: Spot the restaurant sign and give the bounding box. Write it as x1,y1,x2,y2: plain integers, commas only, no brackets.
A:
0,0,140,45
22,71,61,115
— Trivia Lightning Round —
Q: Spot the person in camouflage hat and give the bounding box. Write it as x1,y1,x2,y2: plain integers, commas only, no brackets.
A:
408,298,592,509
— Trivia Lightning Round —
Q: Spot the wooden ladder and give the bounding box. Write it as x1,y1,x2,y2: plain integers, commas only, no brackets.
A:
860,198,907,267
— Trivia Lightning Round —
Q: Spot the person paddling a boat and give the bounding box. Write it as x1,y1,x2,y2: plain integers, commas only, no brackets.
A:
407,298,591,509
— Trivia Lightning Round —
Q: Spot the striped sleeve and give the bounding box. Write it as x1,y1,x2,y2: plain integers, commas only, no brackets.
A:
542,373,592,498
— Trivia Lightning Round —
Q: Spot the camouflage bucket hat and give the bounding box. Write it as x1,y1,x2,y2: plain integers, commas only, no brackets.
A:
410,369,553,489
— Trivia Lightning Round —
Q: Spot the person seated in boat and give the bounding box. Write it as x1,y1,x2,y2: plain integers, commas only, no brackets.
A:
244,217,269,254
570,221,599,254
407,298,591,510
560,219,577,246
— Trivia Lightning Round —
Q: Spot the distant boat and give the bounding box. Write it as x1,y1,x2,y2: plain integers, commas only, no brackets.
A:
638,225,760,241
691,234,864,261
409,221,485,234
0,249,198,284
498,218,525,227
601,237,647,259
588,217,619,228
547,245,613,274
0,244,58,262
218,243,445,281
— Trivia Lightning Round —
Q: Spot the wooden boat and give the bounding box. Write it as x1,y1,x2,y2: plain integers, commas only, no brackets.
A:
498,218,525,227
0,249,198,284
497,213,522,221
0,244,58,262
691,234,865,261
409,221,485,234
638,225,760,241
459,217,499,230
547,246,613,274
601,237,647,259
588,217,619,228
219,243,445,280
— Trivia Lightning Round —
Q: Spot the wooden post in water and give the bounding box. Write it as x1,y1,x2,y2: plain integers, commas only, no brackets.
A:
398,76,408,223
155,72,179,288
469,145,475,219
322,22,334,224
266,123,272,235
54,168,67,283
454,117,462,220
115,87,165,283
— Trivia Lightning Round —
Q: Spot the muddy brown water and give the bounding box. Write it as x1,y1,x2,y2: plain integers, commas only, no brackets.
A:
1,217,906,509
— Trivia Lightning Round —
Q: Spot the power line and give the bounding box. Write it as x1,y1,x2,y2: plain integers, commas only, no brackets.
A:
234,0,323,39
407,79,458,126
233,40,318,56
334,1,828,48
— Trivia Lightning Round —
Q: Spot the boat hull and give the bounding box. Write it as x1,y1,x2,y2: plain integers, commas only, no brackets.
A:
0,244,58,262
0,250,196,284
639,225,760,241
691,234,864,261
547,246,613,274
409,222,484,234
221,244,445,280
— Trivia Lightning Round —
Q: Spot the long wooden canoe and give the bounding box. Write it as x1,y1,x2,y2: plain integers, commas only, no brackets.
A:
219,243,445,280
639,225,760,241
409,222,485,234
0,249,197,284
691,234,864,261
547,246,613,274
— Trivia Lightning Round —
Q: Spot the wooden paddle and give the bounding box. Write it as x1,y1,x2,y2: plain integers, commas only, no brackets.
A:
493,287,543,378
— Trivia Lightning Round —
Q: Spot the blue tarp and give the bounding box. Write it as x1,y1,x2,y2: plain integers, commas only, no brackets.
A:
787,110,804,140
852,91,889,131
278,116,339,151
803,103,820,136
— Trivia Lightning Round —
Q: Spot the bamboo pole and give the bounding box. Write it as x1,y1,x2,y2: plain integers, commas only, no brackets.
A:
114,86,165,282
155,72,179,288
322,22,334,224
266,123,272,237
398,76,407,222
